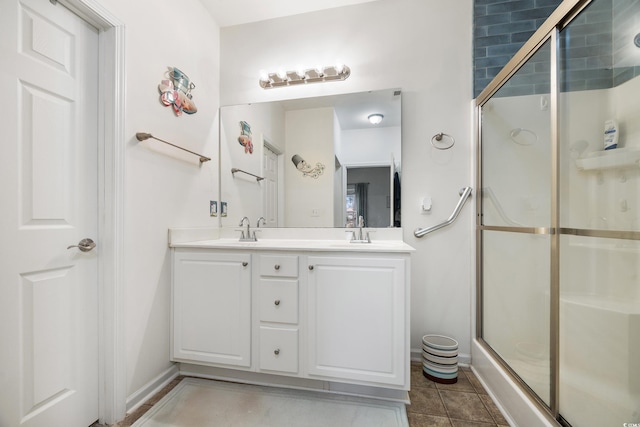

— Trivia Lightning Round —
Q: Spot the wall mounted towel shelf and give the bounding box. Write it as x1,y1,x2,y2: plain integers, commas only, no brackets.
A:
135,132,211,163
231,168,264,182
575,147,640,171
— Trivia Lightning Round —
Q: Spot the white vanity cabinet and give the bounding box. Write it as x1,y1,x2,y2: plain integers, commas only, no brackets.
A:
306,255,408,387
170,235,412,392
171,249,251,367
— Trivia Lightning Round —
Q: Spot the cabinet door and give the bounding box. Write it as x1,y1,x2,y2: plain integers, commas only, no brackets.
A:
307,256,407,387
172,251,251,367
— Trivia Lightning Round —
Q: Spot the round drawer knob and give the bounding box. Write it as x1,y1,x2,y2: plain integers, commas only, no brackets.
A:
274,264,280,270
242,262,248,267
274,300,281,306
308,265,314,271
274,349,280,355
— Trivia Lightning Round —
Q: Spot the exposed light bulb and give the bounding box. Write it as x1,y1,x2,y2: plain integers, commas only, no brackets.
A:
259,70,269,82
335,63,344,73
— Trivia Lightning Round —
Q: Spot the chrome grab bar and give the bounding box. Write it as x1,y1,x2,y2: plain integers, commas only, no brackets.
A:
414,186,472,238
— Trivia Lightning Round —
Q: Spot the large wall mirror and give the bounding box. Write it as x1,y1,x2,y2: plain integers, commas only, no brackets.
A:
219,89,402,228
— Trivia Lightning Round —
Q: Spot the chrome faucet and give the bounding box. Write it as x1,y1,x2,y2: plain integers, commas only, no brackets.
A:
238,216,255,241
357,215,365,241
346,215,372,243
252,217,266,240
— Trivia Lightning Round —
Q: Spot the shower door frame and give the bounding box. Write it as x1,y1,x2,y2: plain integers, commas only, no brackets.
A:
472,0,634,424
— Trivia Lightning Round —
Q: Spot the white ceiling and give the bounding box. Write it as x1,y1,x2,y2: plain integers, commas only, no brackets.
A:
278,89,402,130
200,0,381,27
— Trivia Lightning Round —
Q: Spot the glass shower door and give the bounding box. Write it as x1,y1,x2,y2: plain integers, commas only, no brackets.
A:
558,0,640,425
480,40,553,406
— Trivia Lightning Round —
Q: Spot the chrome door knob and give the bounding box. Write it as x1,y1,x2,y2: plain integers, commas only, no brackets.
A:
67,238,96,252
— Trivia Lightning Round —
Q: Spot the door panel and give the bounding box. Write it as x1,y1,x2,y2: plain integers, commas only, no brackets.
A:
479,39,552,407
21,82,74,226
0,0,99,425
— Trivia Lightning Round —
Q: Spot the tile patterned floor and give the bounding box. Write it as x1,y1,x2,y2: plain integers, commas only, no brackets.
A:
408,362,510,427
105,364,510,427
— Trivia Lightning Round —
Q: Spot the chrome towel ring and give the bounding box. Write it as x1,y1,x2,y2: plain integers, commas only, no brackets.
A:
431,132,455,150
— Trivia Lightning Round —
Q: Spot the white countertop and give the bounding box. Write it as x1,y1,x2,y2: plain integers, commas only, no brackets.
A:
168,227,414,253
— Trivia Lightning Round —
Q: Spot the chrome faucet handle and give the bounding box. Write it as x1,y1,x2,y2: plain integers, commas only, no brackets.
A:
251,229,262,240
365,230,375,243
345,229,356,241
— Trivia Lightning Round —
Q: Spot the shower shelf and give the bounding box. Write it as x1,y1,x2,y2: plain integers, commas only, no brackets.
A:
575,147,640,171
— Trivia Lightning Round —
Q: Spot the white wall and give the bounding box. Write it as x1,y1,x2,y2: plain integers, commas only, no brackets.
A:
285,108,336,226
220,0,474,358
340,127,401,167
96,0,221,399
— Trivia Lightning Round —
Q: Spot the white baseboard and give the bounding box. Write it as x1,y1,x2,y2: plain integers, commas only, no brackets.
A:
126,364,180,413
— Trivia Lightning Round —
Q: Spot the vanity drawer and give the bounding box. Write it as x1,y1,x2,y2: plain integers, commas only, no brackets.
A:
258,255,298,278
259,326,298,373
259,279,298,324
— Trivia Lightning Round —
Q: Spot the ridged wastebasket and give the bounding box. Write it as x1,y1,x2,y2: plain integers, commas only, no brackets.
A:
422,334,458,384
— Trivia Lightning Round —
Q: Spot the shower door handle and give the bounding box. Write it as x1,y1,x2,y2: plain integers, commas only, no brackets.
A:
67,238,96,252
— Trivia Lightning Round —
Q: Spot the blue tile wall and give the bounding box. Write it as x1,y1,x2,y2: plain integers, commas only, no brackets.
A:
611,0,640,86
474,0,640,98
474,0,562,97
559,0,614,91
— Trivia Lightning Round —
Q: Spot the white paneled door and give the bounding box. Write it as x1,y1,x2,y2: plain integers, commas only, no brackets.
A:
0,0,100,426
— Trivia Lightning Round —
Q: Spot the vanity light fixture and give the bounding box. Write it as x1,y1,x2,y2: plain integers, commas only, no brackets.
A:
259,64,350,89
368,113,384,125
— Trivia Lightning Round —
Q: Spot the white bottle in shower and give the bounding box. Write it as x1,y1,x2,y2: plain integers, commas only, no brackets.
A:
604,119,618,150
